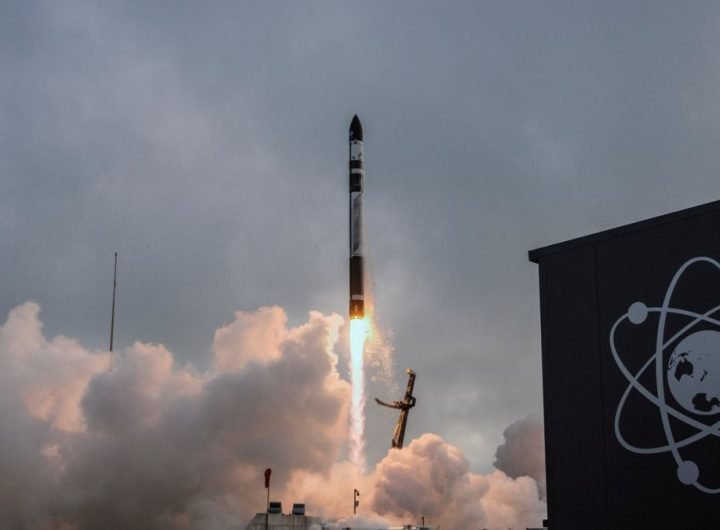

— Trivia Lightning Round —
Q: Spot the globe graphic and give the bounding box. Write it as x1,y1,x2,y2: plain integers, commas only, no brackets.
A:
667,330,720,415
611,257,720,492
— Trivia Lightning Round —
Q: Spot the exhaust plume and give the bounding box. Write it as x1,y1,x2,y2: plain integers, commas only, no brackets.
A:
371,434,545,530
0,302,545,529
348,318,369,471
493,413,546,500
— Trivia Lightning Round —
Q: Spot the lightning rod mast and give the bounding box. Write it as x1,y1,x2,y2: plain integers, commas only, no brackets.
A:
109,252,117,370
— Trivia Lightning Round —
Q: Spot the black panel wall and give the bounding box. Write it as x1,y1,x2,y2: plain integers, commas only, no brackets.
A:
530,200,720,530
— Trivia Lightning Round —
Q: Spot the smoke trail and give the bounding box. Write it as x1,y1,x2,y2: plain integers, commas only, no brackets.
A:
349,318,368,470
0,302,546,528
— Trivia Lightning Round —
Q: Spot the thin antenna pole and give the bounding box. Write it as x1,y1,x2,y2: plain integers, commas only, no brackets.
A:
109,252,117,369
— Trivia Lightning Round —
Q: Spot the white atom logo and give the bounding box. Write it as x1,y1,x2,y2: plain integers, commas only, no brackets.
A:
611,256,720,494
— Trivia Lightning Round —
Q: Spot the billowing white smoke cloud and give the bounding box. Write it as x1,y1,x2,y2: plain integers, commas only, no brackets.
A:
0,302,108,432
493,413,546,500
0,302,545,530
371,434,544,530
0,302,349,529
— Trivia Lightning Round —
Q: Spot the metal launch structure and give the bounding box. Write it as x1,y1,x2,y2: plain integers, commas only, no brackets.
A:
375,369,417,449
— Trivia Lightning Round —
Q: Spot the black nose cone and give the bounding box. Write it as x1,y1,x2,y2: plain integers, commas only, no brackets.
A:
349,114,363,141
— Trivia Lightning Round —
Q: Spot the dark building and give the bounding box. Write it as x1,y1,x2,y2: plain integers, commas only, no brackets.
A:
530,200,720,529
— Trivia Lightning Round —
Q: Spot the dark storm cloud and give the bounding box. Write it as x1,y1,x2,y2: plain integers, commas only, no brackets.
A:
2,0,720,477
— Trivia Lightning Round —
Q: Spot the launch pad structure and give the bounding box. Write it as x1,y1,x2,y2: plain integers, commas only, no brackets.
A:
375,369,417,449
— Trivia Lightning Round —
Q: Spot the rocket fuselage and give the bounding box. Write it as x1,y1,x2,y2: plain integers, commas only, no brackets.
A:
349,115,365,319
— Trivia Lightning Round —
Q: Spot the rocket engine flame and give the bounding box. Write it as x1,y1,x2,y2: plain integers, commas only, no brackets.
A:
349,317,369,470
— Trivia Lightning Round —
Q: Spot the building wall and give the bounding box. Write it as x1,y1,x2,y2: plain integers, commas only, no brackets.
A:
531,200,720,529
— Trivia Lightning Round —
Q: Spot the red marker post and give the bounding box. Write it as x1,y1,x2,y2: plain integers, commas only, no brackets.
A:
264,468,272,530
264,468,272,492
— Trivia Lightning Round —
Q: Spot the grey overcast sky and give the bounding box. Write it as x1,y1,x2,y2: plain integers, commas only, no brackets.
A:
3,0,720,469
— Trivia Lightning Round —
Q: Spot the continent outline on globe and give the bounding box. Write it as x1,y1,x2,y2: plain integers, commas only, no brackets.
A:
610,256,720,494
667,329,720,416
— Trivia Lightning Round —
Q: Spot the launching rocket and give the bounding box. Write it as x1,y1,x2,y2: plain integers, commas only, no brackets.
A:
349,114,365,319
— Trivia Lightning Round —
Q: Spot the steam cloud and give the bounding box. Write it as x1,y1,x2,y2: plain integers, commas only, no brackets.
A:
0,302,545,529
494,413,546,500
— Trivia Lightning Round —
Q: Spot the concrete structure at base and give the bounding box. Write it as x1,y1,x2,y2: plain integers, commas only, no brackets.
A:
245,514,438,530
245,513,322,530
